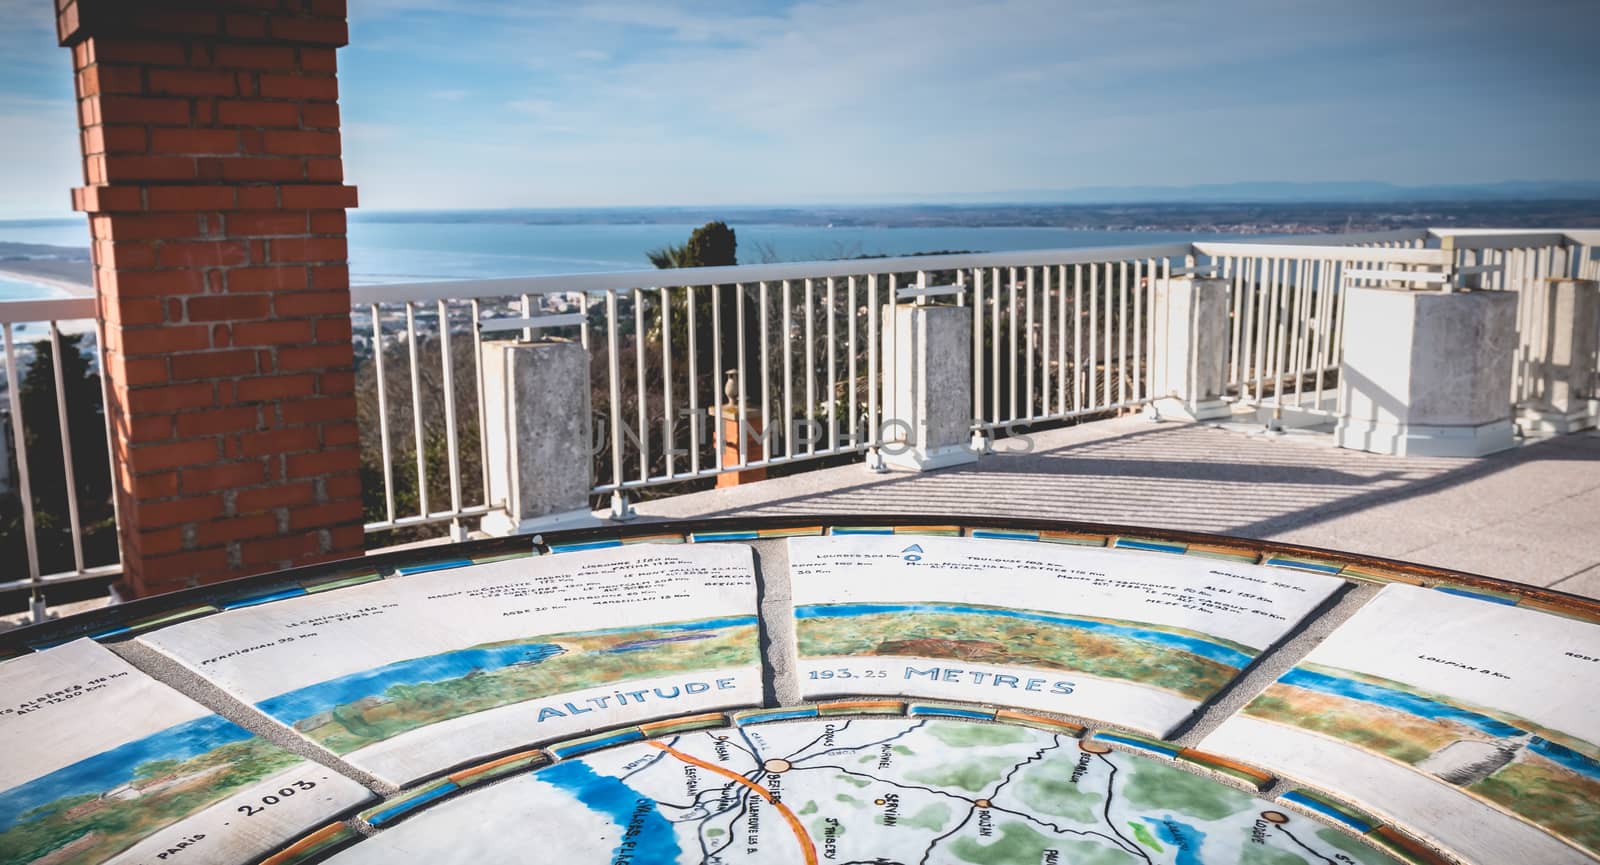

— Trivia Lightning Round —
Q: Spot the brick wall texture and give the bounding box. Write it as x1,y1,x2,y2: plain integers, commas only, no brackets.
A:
58,0,363,596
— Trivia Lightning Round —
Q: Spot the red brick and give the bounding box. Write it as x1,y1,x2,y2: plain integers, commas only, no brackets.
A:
233,319,312,345
236,187,278,209
240,533,321,566
178,406,261,439
309,210,345,234
171,348,258,379
236,373,317,401
311,0,349,16
180,461,266,494
259,74,338,101
104,297,166,326
318,372,356,398
126,382,214,412
101,240,157,269
227,211,306,236
114,356,173,387
194,514,278,547
279,344,352,371
107,269,207,296
270,236,345,263
273,290,348,317
240,426,321,456
135,439,222,472
225,13,268,39
122,325,211,354
146,186,235,211
305,159,342,182
132,527,185,557
187,294,270,322
149,68,236,97
286,448,359,478
140,548,229,582
140,10,223,37
301,102,338,128
322,421,358,444
96,213,203,242
309,264,348,289
220,157,306,182
216,99,300,127
95,40,187,66
158,240,250,268
127,415,173,442
289,499,362,530
269,18,348,46
280,396,355,424
130,471,180,501
235,481,315,512
102,155,196,182
280,184,355,209
97,95,191,126
227,266,307,292
213,44,297,70
324,473,361,498
150,128,239,155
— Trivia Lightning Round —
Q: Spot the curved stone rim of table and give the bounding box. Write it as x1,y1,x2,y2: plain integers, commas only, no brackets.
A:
3,514,1597,865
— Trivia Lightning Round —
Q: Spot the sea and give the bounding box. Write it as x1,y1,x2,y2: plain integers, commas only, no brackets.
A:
0,214,1216,298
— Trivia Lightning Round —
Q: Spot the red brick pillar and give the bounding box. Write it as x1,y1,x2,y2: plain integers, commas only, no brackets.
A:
57,0,363,597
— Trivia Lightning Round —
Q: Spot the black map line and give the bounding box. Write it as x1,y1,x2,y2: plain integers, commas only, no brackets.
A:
1094,752,1156,865
791,719,930,765
784,718,855,762
1275,825,1338,865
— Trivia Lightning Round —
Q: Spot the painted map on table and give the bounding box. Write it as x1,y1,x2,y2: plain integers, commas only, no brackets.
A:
0,639,371,865
1202,584,1600,865
325,716,1401,865
137,544,761,785
788,536,1345,736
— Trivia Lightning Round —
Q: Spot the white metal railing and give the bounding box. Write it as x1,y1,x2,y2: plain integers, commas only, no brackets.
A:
4,227,1593,565
0,297,122,606
351,228,1599,525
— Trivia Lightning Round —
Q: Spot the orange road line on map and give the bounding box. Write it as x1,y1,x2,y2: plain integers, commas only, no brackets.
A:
646,741,819,865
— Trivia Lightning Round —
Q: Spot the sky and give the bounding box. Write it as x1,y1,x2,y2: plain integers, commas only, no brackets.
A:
0,0,1597,218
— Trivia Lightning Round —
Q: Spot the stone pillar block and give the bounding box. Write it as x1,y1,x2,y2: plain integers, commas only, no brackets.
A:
479,340,596,535
1149,277,1232,421
1335,288,1518,457
879,303,977,471
1518,278,1599,433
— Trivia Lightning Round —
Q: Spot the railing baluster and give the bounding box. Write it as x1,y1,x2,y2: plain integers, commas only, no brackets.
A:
48,321,85,575
865,275,879,452
687,285,700,476
1118,259,1129,406
372,303,395,523
1088,262,1099,411
758,282,770,461
606,288,626,516
735,283,748,467
635,287,650,481
3,323,41,606
990,267,1000,424
1008,266,1019,423
470,299,489,506
805,277,816,456
783,279,795,458
405,302,428,519
972,269,985,439
1072,263,1083,415
437,300,463,525
826,276,838,452
661,286,676,478
846,275,858,449
1024,265,1036,420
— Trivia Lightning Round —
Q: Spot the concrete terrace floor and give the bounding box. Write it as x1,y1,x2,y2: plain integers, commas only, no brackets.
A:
632,414,1600,600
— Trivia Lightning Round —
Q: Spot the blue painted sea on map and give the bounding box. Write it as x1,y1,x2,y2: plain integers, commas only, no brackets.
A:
1279,667,1600,781
795,603,1254,668
0,713,255,832
1147,816,1206,865
534,759,681,862
256,616,758,724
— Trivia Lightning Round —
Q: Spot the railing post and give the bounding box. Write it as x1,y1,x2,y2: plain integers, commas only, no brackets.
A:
1517,278,1600,434
478,338,596,535
1149,276,1232,421
1334,286,1518,457
878,300,977,471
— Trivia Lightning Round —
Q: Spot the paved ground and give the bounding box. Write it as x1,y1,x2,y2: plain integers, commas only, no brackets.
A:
634,414,1600,600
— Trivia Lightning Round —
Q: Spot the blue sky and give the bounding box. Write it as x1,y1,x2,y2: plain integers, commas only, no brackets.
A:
0,0,1597,218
